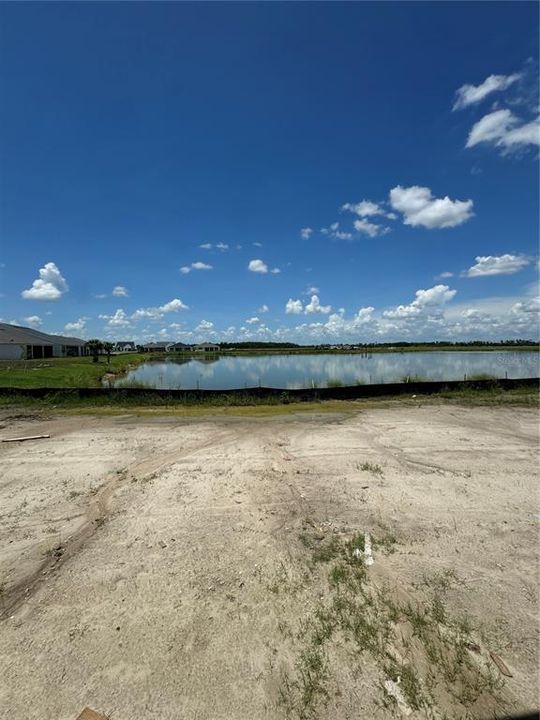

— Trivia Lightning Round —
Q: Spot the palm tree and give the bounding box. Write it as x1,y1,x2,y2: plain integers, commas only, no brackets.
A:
87,339,103,363
102,341,114,364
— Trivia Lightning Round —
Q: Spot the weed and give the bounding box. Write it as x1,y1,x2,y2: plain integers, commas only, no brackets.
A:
359,462,383,476
326,378,344,388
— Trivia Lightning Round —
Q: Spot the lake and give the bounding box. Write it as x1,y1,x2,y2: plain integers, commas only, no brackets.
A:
110,351,540,390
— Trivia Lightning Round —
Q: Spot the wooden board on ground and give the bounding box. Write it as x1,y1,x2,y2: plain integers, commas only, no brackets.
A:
76,709,108,720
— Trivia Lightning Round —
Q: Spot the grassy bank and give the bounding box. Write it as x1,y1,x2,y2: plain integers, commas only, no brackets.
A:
0,352,147,388
0,384,536,417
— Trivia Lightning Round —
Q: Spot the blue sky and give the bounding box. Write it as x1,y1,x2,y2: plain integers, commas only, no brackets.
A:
0,2,538,343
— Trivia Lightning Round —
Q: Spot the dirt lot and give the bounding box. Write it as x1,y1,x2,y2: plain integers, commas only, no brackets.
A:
0,404,538,719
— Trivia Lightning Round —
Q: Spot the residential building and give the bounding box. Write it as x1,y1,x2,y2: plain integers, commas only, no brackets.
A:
194,342,220,352
0,323,87,360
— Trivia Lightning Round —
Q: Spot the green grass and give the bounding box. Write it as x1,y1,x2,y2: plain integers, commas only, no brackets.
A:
0,352,147,388
280,530,504,718
359,461,384,476
326,378,344,388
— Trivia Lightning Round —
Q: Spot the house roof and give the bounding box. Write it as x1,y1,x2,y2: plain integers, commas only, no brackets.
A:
0,322,86,346
142,341,172,349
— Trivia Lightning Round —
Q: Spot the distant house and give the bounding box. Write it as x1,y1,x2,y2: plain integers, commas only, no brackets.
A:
141,341,174,352
114,341,136,353
194,342,220,352
0,322,87,360
170,342,193,352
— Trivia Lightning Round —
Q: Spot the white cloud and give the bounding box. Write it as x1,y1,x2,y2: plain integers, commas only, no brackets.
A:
353,218,389,238
112,286,128,297
99,309,131,327
246,316,260,324
466,109,540,150
305,295,331,315
64,318,86,334
342,200,385,217
180,261,213,274
453,72,521,110
286,295,331,315
258,304,269,313
465,254,530,277
305,285,320,295
130,298,189,321
300,227,313,240
94,293,107,299
270,267,281,274
253,242,263,247
285,298,304,314
196,319,214,331
22,262,69,301
389,185,474,229
23,315,42,328
249,259,268,273
383,284,457,319
466,109,516,147
437,271,454,279
321,222,353,241
201,242,228,251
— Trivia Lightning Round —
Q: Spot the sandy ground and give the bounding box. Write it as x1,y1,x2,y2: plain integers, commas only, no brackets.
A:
0,404,538,719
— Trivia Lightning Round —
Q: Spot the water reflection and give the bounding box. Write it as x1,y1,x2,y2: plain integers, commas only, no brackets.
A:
111,351,539,390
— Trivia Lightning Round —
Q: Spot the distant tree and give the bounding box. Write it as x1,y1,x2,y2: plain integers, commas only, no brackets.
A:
87,339,103,363
102,341,114,364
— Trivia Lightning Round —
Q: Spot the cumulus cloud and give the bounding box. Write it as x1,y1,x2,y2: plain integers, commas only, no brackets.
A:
112,286,128,297
466,109,540,150
389,185,474,229
23,315,42,328
437,271,454,279
300,228,313,240
64,318,86,334
285,298,304,314
258,304,269,313
22,262,69,301
342,200,385,217
383,284,457,319
129,298,189,322
353,218,389,238
246,316,260,324
196,319,214,332
305,295,331,315
453,72,521,110
199,243,213,250
286,295,331,315
99,309,131,327
248,259,280,274
465,254,530,277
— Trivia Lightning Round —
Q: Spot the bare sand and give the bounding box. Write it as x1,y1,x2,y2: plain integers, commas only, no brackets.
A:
0,404,538,719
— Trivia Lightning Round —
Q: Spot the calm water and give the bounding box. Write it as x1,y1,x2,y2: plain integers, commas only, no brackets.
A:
110,351,539,390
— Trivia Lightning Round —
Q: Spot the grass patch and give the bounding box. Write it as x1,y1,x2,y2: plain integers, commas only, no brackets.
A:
0,353,147,389
279,530,505,718
359,461,383,476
